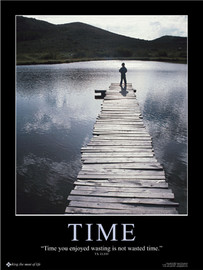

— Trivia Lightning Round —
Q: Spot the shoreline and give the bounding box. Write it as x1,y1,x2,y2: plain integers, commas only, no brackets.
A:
16,57,187,66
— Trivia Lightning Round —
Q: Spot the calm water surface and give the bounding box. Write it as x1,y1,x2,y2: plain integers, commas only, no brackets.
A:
16,60,187,214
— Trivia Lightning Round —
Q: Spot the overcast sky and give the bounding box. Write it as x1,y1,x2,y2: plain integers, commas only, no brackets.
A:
23,15,187,40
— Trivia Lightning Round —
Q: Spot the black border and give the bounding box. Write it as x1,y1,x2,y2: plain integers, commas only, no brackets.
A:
1,1,201,269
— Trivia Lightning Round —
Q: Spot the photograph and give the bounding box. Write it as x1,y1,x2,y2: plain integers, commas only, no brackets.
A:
16,15,187,216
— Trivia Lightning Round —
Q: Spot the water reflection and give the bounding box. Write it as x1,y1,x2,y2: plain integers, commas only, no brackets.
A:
141,81,187,213
17,153,81,213
17,61,187,214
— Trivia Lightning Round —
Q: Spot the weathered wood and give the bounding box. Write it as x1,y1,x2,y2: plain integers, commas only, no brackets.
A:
77,174,165,180
67,195,178,206
93,131,149,135
82,144,152,148
81,148,154,153
65,206,177,214
81,153,155,157
65,83,178,215
82,162,162,169
74,180,168,188
88,142,152,146
78,169,165,175
92,137,151,140
96,120,143,124
82,158,157,163
92,135,151,139
94,123,144,127
75,179,166,184
67,201,177,212
74,186,171,194
82,158,158,164
69,189,174,199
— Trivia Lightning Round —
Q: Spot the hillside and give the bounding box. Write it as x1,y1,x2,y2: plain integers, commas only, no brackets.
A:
16,16,187,64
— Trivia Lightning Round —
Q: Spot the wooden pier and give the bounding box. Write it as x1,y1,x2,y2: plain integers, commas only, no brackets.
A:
65,83,178,215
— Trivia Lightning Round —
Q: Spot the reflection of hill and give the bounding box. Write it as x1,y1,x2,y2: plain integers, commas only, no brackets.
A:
17,16,187,65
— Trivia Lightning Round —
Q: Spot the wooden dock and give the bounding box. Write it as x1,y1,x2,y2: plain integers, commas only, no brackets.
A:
65,83,179,215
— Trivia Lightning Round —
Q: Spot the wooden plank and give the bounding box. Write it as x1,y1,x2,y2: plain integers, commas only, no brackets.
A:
75,178,166,184
74,180,168,188
65,206,177,214
95,122,144,125
92,135,151,139
98,114,141,117
90,140,152,143
65,207,177,214
81,152,155,156
97,118,143,121
69,189,174,199
94,126,145,129
94,125,145,129
88,142,152,146
97,116,142,119
90,135,149,138
101,106,139,109
82,152,155,156
74,186,171,194
91,139,152,142
93,135,150,139
77,174,165,180
101,110,141,113
93,133,149,136
81,146,153,150
93,130,147,133
98,112,141,115
91,139,151,142
75,178,167,183
87,139,152,146
67,195,178,206
102,102,138,104
82,157,155,162
67,201,177,213
93,131,149,135
98,114,141,118
96,120,143,123
82,156,156,160
82,158,157,163
93,131,148,135
96,118,144,122
94,123,144,126
79,169,165,175
82,158,157,164
83,145,152,148
97,116,141,119
82,148,153,152
82,163,162,170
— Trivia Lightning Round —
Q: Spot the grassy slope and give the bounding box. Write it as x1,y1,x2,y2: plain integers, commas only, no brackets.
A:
16,16,187,65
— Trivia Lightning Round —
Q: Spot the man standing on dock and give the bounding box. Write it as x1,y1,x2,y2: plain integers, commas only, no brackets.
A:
119,63,127,86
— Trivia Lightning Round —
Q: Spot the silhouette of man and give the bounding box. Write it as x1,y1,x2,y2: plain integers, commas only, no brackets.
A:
119,63,127,86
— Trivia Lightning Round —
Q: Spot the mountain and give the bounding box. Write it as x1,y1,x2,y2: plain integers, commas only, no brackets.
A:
16,16,187,64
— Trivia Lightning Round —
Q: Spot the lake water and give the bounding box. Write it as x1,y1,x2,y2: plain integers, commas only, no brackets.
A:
16,60,187,214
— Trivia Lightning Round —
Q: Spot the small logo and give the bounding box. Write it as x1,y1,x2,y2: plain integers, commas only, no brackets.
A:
6,262,12,267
